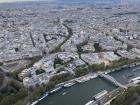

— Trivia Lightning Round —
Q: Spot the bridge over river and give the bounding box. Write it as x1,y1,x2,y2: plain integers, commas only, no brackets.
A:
99,73,128,89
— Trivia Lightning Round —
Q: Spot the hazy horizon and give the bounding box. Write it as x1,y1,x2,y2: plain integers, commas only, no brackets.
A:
0,0,56,3
0,0,140,3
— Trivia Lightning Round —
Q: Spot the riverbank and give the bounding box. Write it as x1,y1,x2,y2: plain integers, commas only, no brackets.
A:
30,62,140,105
110,85,140,105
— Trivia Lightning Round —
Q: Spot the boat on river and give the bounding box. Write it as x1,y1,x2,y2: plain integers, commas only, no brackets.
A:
38,92,49,101
85,100,95,105
132,68,140,72
50,87,62,93
88,74,98,79
129,76,140,83
31,92,49,105
93,90,108,100
64,82,75,88
31,100,39,105
62,92,67,95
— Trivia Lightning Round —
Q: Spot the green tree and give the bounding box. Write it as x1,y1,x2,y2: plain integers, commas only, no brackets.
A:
0,94,16,105
75,68,89,77
15,101,24,105
16,88,28,99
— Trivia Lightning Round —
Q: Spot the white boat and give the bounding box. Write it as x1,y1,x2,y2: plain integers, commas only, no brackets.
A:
112,69,115,72
129,64,135,68
132,68,140,72
90,74,98,79
104,71,108,74
85,101,94,105
64,82,75,87
31,100,39,105
132,80,140,84
38,92,48,101
50,87,62,93
77,77,91,83
93,90,108,100
62,92,67,95
115,68,120,71
130,76,140,82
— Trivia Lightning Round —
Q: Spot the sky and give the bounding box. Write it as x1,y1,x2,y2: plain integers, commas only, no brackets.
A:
0,0,139,4
0,0,56,3
0,0,31,3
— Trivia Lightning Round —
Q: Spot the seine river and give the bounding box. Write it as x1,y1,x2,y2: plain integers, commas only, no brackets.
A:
37,65,140,105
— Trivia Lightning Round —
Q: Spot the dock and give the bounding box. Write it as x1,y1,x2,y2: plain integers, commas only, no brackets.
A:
96,87,125,105
85,87,125,105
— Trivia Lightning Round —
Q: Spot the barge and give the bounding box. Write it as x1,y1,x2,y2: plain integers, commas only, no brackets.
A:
93,90,108,100
50,87,62,93
64,82,75,88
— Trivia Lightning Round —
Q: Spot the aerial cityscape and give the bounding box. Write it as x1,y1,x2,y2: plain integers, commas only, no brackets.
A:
0,0,140,105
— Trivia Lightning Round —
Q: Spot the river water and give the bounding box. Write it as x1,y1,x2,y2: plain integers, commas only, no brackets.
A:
37,65,140,105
